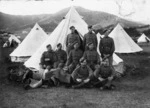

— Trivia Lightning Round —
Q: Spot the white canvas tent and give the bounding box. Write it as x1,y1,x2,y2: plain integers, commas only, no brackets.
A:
25,7,124,73
137,33,150,43
10,23,48,62
109,24,143,53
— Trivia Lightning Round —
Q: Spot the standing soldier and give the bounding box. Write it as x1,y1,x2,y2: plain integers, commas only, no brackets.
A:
99,30,115,69
54,43,67,68
81,43,100,71
65,42,83,74
40,44,57,69
66,26,81,55
83,25,98,50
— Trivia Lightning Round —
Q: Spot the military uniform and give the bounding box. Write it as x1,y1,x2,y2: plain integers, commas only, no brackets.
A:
66,49,83,74
93,64,114,88
99,36,115,57
99,36,115,78
71,65,93,82
66,33,81,55
40,50,57,69
94,65,113,79
82,49,100,71
51,68,71,84
83,32,98,50
54,49,67,68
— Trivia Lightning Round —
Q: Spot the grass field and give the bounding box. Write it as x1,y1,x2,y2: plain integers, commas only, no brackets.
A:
0,50,150,108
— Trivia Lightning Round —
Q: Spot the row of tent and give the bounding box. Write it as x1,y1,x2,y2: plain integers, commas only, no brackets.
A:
10,7,145,73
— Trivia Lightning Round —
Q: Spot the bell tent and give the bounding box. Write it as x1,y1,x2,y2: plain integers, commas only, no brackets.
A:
137,33,150,43
109,24,143,53
25,7,124,73
10,23,48,62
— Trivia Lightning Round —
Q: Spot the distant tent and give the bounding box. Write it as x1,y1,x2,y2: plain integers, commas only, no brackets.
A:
10,23,48,62
8,34,21,45
3,34,21,48
109,24,143,53
137,33,150,43
25,7,124,73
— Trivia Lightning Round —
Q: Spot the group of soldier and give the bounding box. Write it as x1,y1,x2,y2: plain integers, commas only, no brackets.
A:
23,25,117,90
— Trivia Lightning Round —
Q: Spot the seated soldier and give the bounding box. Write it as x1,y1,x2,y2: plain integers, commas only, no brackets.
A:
93,58,115,90
71,59,93,89
23,64,63,89
81,42,100,71
50,64,73,87
23,65,56,90
24,63,72,90
65,42,83,74
54,43,67,68
40,44,57,69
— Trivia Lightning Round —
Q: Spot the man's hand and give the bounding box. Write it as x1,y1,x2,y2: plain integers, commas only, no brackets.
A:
84,78,90,83
115,72,121,78
63,66,68,71
98,77,105,81
76,78,82,82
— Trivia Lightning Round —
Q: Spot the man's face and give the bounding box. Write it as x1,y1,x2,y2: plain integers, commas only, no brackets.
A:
88,28,93,33
46,65,51,70
102,59,109,66
81,60,87,66
47,45,52,51
89,44,94,50
105,30,111,36
71,27,75,33
57,44,62,50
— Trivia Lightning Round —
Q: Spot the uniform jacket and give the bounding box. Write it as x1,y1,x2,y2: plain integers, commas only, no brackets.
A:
99,36,115,57
83,49,100,64
66,33,81,47
40,50,57,66
66,49,83,66
83,32,98,48
94,65,113,79
55,49,67,63
72,65,93,80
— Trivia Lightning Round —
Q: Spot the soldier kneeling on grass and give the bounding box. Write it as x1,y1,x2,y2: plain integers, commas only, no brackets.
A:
71,59,93,89
93,58,116,90
51,59,94,89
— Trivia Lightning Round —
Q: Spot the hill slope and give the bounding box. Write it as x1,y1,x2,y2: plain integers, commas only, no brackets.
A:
0,6,145,33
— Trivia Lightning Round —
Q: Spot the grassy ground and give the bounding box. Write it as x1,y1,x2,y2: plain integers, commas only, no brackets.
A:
0,52,150,108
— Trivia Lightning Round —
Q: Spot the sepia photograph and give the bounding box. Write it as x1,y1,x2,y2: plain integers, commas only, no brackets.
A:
0,0,150,108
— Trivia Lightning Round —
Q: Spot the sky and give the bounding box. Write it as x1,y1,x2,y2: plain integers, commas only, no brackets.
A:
0,0,150,24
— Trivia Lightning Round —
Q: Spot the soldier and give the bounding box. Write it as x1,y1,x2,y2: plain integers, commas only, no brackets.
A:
83,25,98,50
54,43,67,68
40,44,57,69
99,30,115,69
93,58,115,90
81,43,100,71
66,26,81,55
71,59,93,89
23,63,63,90
65,42,83,74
